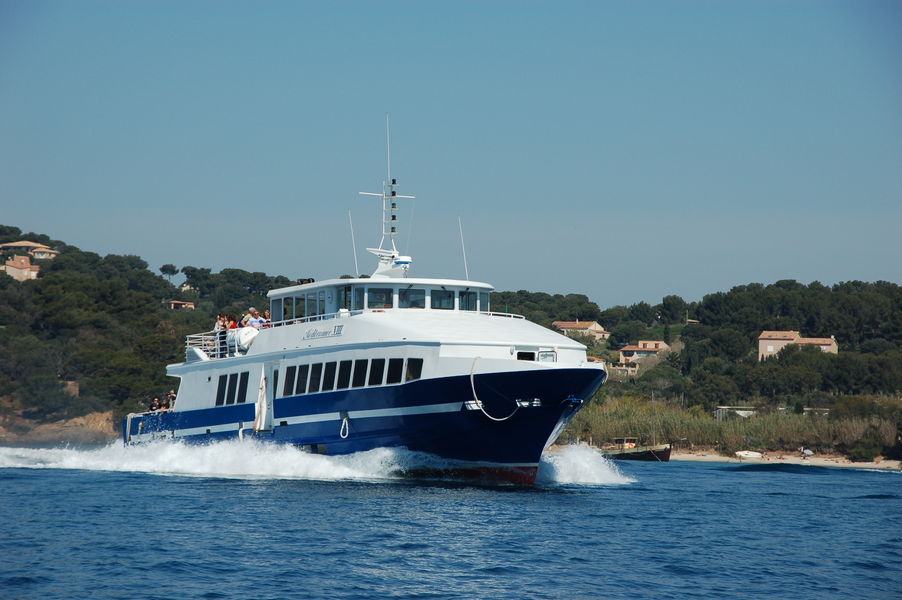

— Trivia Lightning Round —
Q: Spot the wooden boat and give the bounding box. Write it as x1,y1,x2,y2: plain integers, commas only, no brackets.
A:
601,437,671,461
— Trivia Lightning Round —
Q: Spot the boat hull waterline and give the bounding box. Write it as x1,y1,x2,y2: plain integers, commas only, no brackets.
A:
125,368,606,484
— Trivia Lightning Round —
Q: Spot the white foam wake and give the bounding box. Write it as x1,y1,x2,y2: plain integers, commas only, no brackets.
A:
537,443,635,486
0,440,634,486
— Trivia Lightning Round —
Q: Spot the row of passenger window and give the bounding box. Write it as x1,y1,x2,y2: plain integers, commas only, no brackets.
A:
215,371,250,406
278,357,424,398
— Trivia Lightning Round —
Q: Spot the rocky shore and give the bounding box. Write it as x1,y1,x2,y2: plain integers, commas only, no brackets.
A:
0,411,118,446
671,449,901,471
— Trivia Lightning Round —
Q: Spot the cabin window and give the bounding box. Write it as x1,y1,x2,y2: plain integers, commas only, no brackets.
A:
352,359,368,387
400,288,425,309
322,362,337,391
283,366,297,397
538,351,557,363
271,298,283,322
480,292,490,312
339,286,352,310
273,370,279,400
368,288,393,309
517,351,536,361
309,363,323,393
387,358,404,384
352,286,365,310
459,291,477,311
318,291,326,316
431,290,454,310
295,364,309,394
406,358,424,382
369,358,386,386
284,297,295,320
225,373,239,404
306,293,317,316
295,296,306,320
237,371,249,403
215,374,227,406
337,360,353,389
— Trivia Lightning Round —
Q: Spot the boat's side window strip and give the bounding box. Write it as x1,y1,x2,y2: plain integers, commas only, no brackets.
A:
237,371,249,403
431,290,454,310
309,363,323,393
386,358,404,384
369,358,386,386
352,359,368,388
322,362,337,392
459,291,477,311
295,364,309,395
283,366,297,397
337,360,352,389
225,373,239,405
215,374,228,406
405,358,424,382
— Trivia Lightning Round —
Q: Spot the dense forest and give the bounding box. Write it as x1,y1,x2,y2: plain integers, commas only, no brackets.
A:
1,224,900,458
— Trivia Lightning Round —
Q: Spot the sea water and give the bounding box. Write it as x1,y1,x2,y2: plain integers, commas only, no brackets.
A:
1,442,899,600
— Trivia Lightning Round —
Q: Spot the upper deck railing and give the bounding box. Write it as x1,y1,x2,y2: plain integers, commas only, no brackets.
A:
185,309,525,360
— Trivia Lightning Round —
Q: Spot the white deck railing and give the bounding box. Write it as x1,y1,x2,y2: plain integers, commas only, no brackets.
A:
185,308,525,359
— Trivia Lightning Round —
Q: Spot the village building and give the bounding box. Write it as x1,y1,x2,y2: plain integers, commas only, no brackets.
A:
164,300,196,311
757,330,838,361
0,240,59,260
618,340,671,365
1,255,41,281
551,320,611,342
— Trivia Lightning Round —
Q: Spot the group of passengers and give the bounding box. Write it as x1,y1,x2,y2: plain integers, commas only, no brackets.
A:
214,307,272,332
211,307,271,358
147,390,176,412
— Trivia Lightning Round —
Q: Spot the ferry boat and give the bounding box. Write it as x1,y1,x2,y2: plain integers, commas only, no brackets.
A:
123,172,607,483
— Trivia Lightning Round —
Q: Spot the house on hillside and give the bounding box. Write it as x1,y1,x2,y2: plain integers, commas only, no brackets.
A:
758,330,838,361
618,340,671,364
0,240,59,260
552,320,610,342
1,255,41,281
164,300,196,311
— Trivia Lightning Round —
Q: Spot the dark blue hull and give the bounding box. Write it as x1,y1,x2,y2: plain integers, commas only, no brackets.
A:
124,367,606,483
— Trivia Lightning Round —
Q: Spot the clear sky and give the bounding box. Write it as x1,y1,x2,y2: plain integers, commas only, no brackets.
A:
2,1,900,307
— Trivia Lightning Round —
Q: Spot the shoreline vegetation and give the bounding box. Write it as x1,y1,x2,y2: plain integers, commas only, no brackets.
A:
1,224,900,461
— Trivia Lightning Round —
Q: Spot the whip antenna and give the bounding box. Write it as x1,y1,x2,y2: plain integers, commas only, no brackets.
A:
458,217,470,280
348,209,360,277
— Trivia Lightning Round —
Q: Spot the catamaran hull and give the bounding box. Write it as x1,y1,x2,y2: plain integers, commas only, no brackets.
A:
123,367,605,484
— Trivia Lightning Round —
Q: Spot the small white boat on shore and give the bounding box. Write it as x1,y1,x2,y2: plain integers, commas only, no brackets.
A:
735,451,763,460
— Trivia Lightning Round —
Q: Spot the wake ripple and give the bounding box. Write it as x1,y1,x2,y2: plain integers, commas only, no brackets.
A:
0,440,635,487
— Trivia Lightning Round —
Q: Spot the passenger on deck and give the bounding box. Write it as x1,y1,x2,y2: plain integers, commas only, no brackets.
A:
214,314,227,358
150,396,161,411
227,314,239,329
241,307,265,329
166,390,176,409
262,309,272,328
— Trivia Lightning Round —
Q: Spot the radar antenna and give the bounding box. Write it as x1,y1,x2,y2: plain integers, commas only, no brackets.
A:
359,115,415,278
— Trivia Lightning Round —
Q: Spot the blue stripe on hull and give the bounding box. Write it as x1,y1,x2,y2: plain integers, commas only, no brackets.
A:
125,367,605,467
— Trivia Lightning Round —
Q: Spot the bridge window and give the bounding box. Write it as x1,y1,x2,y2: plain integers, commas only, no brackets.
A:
431,290,454,310
225,373,239,404
459,291,477,311
236,372,249,403
400,288,425,308
215,374,227,406
368,288,393,309
283,366,297,397
352,359,368,387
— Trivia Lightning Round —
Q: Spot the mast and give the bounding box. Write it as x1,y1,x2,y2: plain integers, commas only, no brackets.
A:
359,117,415,278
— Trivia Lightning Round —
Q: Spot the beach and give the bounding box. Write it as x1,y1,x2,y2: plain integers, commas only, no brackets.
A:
671,450,901,470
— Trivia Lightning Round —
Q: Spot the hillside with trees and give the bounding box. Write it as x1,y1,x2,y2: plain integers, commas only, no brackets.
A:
1,224,900,458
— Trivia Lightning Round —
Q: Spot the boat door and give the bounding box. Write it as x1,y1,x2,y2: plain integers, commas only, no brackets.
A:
254,362,278,432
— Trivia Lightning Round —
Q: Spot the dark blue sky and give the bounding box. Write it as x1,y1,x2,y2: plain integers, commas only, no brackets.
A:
2,1,899,306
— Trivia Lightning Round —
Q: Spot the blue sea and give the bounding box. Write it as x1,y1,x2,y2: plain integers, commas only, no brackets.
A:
1,442,899,600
